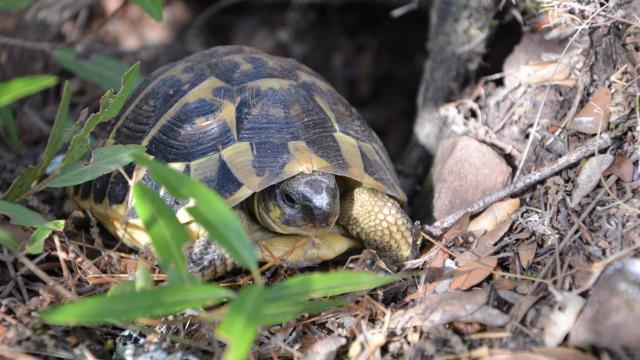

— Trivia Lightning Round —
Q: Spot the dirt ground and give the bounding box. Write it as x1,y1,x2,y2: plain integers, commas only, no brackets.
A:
1,0,640,359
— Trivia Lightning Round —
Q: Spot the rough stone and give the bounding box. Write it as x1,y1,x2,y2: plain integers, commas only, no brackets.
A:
569,257,640,351
431,136,512,220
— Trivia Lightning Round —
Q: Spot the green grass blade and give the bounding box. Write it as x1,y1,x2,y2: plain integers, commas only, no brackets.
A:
259,299,346,326
133,155,259,279
0,0,35,12
60,62,140,169
132,0,163,21
132,184,198,286
0,106,21,151
268,271,397,302
0,200,49,228
3,81,73,201
40,283,233,326
217,285,265,360
26,219,65,254
0,227,20,252
0,74,57,107
48,144,145,187
52,48,139,90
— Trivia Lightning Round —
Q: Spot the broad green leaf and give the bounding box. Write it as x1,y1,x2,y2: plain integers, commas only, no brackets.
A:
0,0,35,12
132,0,163,21
3,81,73,201
0,227,19,252
107,280,136,296
40,283,233,325
60,62,140,169
26,219,65,254
0,106,21,150
259,299,345,326
135,262,153,291
0,200,49,228
52,48,140,90
217,285,264,360
132,184,197,286
48,144,145,187
0,74,57,107
268,271,396,302
133,155,259,279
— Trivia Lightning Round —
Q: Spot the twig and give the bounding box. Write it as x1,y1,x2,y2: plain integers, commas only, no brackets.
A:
514,2,610,179
16,253,77,301
425,132,613,233
0,35,53,52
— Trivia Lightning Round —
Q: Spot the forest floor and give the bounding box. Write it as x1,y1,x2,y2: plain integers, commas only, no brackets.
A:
1,0,639,359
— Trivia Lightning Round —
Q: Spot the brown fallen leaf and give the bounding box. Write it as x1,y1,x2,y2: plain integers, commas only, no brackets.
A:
450,255,497,290
570,154,614,207
568,86,612,135
391,288,489,329
515,61,576,87
517,242,537,270
603,155,634,183
467,198,520,233
442,212,470,246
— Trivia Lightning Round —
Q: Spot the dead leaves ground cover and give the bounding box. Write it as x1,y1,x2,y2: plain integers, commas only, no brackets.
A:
1,0,640,359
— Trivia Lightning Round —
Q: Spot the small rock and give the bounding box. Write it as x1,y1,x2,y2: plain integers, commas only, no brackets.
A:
303,336,346,360
569,257,640,351
431,136,512,220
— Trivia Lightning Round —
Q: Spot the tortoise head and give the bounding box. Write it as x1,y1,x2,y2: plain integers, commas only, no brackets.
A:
253,172,340,236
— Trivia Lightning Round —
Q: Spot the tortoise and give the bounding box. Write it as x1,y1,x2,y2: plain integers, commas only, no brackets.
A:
70,45,418,279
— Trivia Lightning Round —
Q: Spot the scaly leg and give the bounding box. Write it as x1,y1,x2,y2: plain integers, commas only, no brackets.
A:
338,187,418,263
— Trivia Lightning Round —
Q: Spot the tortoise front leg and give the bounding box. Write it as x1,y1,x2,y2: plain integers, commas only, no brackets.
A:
338,187,418,263
186,209,359,280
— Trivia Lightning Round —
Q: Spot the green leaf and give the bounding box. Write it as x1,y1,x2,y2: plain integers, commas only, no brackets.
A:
52,48,140,90
0,200,49,228
217,285,264,360
107,280,136,296
135,262,153,291
60,62,140,169
26,219,65,254
133,155,259,279
3,81,73,201
0,227,19,252
40,283,233,325
0,106,21,151
259,299,346,326
0,0,35,12
268,271,396,302
132,184,197,286
132,0,163,21
48,144,145,187
0,74,57,107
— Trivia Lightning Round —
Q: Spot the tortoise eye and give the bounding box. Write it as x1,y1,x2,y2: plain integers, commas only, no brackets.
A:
281,192,297,207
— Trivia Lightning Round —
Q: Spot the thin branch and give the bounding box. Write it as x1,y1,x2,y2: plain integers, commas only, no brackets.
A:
425,132,613,233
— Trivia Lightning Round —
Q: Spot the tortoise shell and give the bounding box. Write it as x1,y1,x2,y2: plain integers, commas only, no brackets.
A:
74,46,405,217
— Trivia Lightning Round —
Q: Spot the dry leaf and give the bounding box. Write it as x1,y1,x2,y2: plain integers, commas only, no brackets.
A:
476,218,514,249
603,155,634,183
442,212,470,245
450,255,497,290
543,289,585,347
467,198,520,233
570,154,614,207
516,61,576,86
517,242,537,270
568,86,612,135
391,288,489,329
